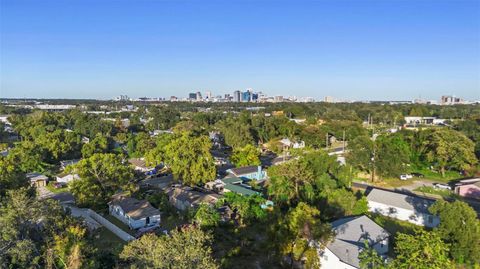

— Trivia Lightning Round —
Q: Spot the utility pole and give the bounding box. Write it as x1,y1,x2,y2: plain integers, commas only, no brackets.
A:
342,129,346,153
325,133,329,150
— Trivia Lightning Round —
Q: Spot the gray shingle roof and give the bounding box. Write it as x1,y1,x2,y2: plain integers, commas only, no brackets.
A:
366,188,435,214
110,196,160,220
327,215,389,268
166,187,220,206
228,166,259,176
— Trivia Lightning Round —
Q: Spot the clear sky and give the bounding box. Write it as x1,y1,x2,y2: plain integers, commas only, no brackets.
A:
1,0,479,100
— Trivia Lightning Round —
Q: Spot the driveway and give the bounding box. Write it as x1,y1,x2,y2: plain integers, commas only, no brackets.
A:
37,185,54,199
65,205,102,230
394,180,434,193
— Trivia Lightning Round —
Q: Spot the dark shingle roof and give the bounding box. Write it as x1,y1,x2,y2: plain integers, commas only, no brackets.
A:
166,187,220,206
229,166,259,176
327,215,389,268
110,196,160,220
221,177,243,184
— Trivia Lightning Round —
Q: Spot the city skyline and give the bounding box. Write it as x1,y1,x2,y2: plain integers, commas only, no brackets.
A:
1,0,479,100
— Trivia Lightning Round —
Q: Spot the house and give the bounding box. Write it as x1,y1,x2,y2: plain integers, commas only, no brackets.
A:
165,186,220,211
454,178,480,200
56,173,80,184
279,138,305,149
27,173,48,187
271,155,295,166
60,159,80,170
319,215,390,269
366,188,440,227
226,166,267,181
128,158,155,174
109,196,161,229
404,116,447,126
205,177,259,196
140,175,174,190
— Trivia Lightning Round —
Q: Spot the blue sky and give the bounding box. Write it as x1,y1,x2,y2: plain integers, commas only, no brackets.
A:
1,0,479,100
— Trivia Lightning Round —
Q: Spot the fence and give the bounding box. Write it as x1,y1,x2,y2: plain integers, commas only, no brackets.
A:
87,209,135,241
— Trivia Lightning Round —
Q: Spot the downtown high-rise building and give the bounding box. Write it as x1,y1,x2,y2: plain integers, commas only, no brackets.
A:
233,90,241,102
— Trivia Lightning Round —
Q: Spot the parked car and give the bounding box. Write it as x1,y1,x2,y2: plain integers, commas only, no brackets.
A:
52,182,65,189
399,174,413,180
433,183,452,190
411,173,424,178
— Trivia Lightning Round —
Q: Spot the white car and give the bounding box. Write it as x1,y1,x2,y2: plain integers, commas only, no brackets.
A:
433,183,452,190
399,174,413,180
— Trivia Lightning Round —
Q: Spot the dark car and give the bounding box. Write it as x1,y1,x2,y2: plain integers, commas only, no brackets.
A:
411,173,424,178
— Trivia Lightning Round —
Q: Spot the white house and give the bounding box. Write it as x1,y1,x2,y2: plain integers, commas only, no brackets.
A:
56,173,80,184
279,138,305,149
128,158,155,173
319,215,389,269
109,196,161,229
366,188,440,228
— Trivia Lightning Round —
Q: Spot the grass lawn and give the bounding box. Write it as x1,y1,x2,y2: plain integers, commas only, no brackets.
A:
103,214,136,236
160,213,187,231
212,222,279,268
91,227,125,254
378,177,414,188
413,186,453,199
410,167,461,183
45,182,69,194
368,213,423,256
369,213,420,236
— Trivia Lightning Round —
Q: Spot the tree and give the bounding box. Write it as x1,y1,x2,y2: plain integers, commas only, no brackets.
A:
7,140,48,172
68,153,134,208
230,144,261,167
429,200,480,265
216,117,254,148
393,230,451,269
145,106,181,131
193,203,220,228
359,241,387,269
267,160,314,205
0,157,28,197
223,193,267,225
421,129,477,177
120,227,219,269
0,188,85,268
165,133,216,186
279,203,333,269
346,135,375,179
51,225,91,269
126,132,156,158
375,134,410,178
81,133,110,158
325,188,368,218
144,134,174,166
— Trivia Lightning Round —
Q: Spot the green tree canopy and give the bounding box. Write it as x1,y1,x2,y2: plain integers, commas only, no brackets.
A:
230,144,261,167
421,129,477,176
68,153,134,208
120,227,219,269
393,230,452,269
165,133,216,186
429,200,480,265
193,203,221,228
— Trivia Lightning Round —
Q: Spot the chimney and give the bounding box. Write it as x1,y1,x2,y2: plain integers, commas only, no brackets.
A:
257,166,262,181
